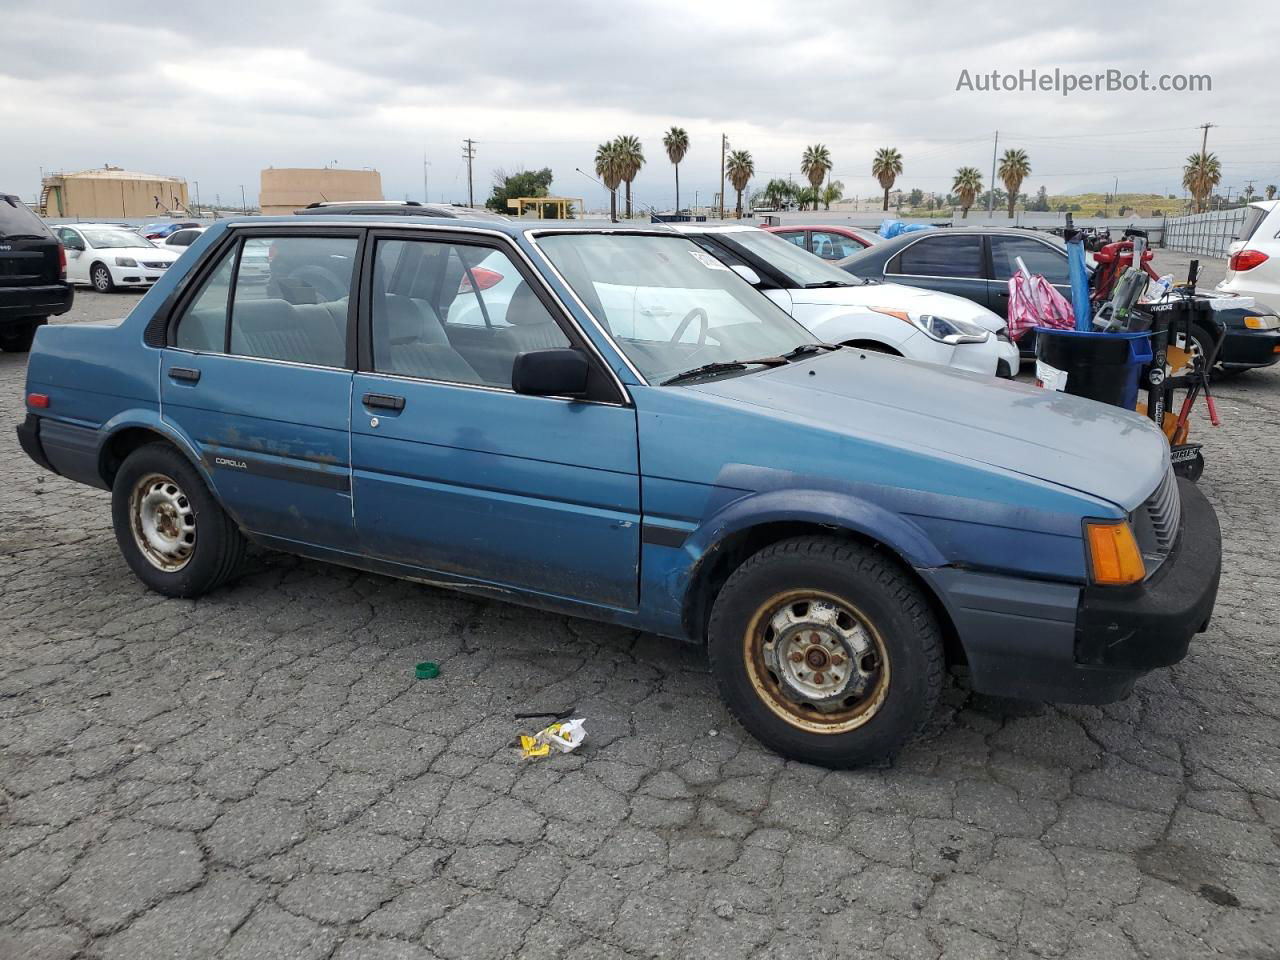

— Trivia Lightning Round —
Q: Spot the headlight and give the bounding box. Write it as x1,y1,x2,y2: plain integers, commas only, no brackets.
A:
1244,315,1279,330
870,307,991,345
1083,519,1145,586
114,257,138,267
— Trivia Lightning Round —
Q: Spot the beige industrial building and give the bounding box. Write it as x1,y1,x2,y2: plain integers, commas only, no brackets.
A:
39,166,190,218
259,167,382,215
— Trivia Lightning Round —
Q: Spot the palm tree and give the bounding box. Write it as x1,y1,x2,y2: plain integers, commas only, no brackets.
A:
614,135,644,218
762,178,793,211
820,180,844,210
725,150,755,218
952,166,983,218
871,147,903,212
662,127,689,213
997,148,1031,219
1182,152,1221,213
595,141,624,222
1267,184,1277,201
800,144,832,211
794,186,820,212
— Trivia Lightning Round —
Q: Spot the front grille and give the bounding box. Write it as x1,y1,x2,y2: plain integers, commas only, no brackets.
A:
1132,466,1181,567
142,261,170,269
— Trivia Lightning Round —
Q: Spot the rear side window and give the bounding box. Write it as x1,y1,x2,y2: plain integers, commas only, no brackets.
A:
0,197,52,240
775,231,807,249
174,235,357,366
809,231,861,260
894,235,985,279
1236,206,1270,242
989,236,1069,284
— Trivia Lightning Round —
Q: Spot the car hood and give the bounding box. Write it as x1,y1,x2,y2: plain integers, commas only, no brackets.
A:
788,281,1005,332
689,349,1167,511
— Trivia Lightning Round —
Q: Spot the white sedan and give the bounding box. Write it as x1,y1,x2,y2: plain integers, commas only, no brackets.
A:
54,224,180,292
672,224,1020,378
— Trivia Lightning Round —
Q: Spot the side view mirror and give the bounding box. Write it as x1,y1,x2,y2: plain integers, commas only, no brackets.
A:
730,264,762,285
512,348,589,398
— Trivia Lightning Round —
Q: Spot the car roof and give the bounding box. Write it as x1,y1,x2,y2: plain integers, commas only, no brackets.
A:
217,215,700,238
668,223,757,235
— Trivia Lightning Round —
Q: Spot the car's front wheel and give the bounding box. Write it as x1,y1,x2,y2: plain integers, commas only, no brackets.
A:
111,443,246,597
707,536,943,768
91,263,115,293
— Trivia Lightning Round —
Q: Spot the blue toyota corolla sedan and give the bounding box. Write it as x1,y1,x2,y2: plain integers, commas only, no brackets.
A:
16,216,1221,767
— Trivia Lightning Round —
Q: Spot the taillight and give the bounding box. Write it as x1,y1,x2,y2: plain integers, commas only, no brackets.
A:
1229,249,1269,272
58,244,67,280
458,267,504,292
27,393,49,409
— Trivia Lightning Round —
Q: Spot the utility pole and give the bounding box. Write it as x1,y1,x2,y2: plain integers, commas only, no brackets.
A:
987,130,998,217
423,154,431,204
719,134,727,220
1199,122,1215,158
462,139,476,208
239,184,246,213
193,181,201,216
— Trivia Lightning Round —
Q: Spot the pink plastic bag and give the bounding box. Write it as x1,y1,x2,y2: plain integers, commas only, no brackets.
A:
1007,273,1075,342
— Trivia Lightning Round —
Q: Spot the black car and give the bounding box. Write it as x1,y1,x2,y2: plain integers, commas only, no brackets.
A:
0,194,72,352
295,200,506,220
838,226,1280,374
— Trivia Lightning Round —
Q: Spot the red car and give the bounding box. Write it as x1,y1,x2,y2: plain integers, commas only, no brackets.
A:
763,224,880,260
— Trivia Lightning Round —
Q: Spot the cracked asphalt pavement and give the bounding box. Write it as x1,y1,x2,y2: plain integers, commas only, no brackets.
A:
2,282,1278,960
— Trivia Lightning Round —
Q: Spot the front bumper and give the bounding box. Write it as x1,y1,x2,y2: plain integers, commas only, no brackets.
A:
994,338,1021,378
924,478,1220,703
1219,326,1280,369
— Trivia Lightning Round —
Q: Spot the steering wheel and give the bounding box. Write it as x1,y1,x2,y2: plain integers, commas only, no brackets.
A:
670,307,709,345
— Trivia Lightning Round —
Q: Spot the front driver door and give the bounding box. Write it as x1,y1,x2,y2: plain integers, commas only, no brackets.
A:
57,227,89,284
349,233,641,610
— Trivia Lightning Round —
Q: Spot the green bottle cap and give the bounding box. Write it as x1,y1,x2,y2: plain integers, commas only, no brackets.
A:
415,662,440,680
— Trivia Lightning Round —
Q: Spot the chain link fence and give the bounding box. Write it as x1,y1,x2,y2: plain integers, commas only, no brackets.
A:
1161,208,1248,258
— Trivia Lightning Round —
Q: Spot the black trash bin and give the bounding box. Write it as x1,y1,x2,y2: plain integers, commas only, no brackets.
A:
1034,327,1152,409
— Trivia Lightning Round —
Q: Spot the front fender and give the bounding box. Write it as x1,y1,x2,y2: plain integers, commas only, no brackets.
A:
803,309,917,351
687,486,947,570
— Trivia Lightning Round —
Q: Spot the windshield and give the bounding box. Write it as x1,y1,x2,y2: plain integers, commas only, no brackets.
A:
720,228,861,287
83,228,151,249
538,233,819,384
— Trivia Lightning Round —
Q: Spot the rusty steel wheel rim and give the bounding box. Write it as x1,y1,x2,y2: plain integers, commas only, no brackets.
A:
743,589,890,734
129,473,196,572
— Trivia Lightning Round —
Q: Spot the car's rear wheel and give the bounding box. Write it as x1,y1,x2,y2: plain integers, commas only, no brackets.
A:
0,318,45,352
707,536,943,768
91,263,115,293
111,443,246,597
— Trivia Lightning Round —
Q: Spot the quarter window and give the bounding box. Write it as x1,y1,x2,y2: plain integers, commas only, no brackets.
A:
895,235,985,279
371,239,569,387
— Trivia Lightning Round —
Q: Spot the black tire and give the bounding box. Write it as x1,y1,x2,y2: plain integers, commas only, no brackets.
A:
91,262,115,293
111,443,246,597
0,318,44,352
707,536,943,768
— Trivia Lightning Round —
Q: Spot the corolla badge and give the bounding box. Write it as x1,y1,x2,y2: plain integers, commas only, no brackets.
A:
214,456,248,470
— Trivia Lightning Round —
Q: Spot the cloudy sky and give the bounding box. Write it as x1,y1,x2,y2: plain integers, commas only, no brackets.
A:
3,0,1277,211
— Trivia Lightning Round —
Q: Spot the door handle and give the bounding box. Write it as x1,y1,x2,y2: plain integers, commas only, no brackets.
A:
997,291,1010,298
362,393,405,411
168,367,201,382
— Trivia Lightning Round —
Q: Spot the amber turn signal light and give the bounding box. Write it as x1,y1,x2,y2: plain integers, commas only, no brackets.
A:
1084,520,1145,586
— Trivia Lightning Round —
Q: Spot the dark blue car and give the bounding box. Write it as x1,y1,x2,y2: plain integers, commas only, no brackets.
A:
16,216,1221,766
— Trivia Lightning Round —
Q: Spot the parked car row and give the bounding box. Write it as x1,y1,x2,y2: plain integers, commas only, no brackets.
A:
17,211,1223,768
838,226,1280,374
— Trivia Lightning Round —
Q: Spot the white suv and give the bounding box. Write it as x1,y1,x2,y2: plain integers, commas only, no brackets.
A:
1217,200,1280,306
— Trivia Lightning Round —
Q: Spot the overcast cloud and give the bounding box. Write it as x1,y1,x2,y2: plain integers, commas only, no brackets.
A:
2,0,1277,211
